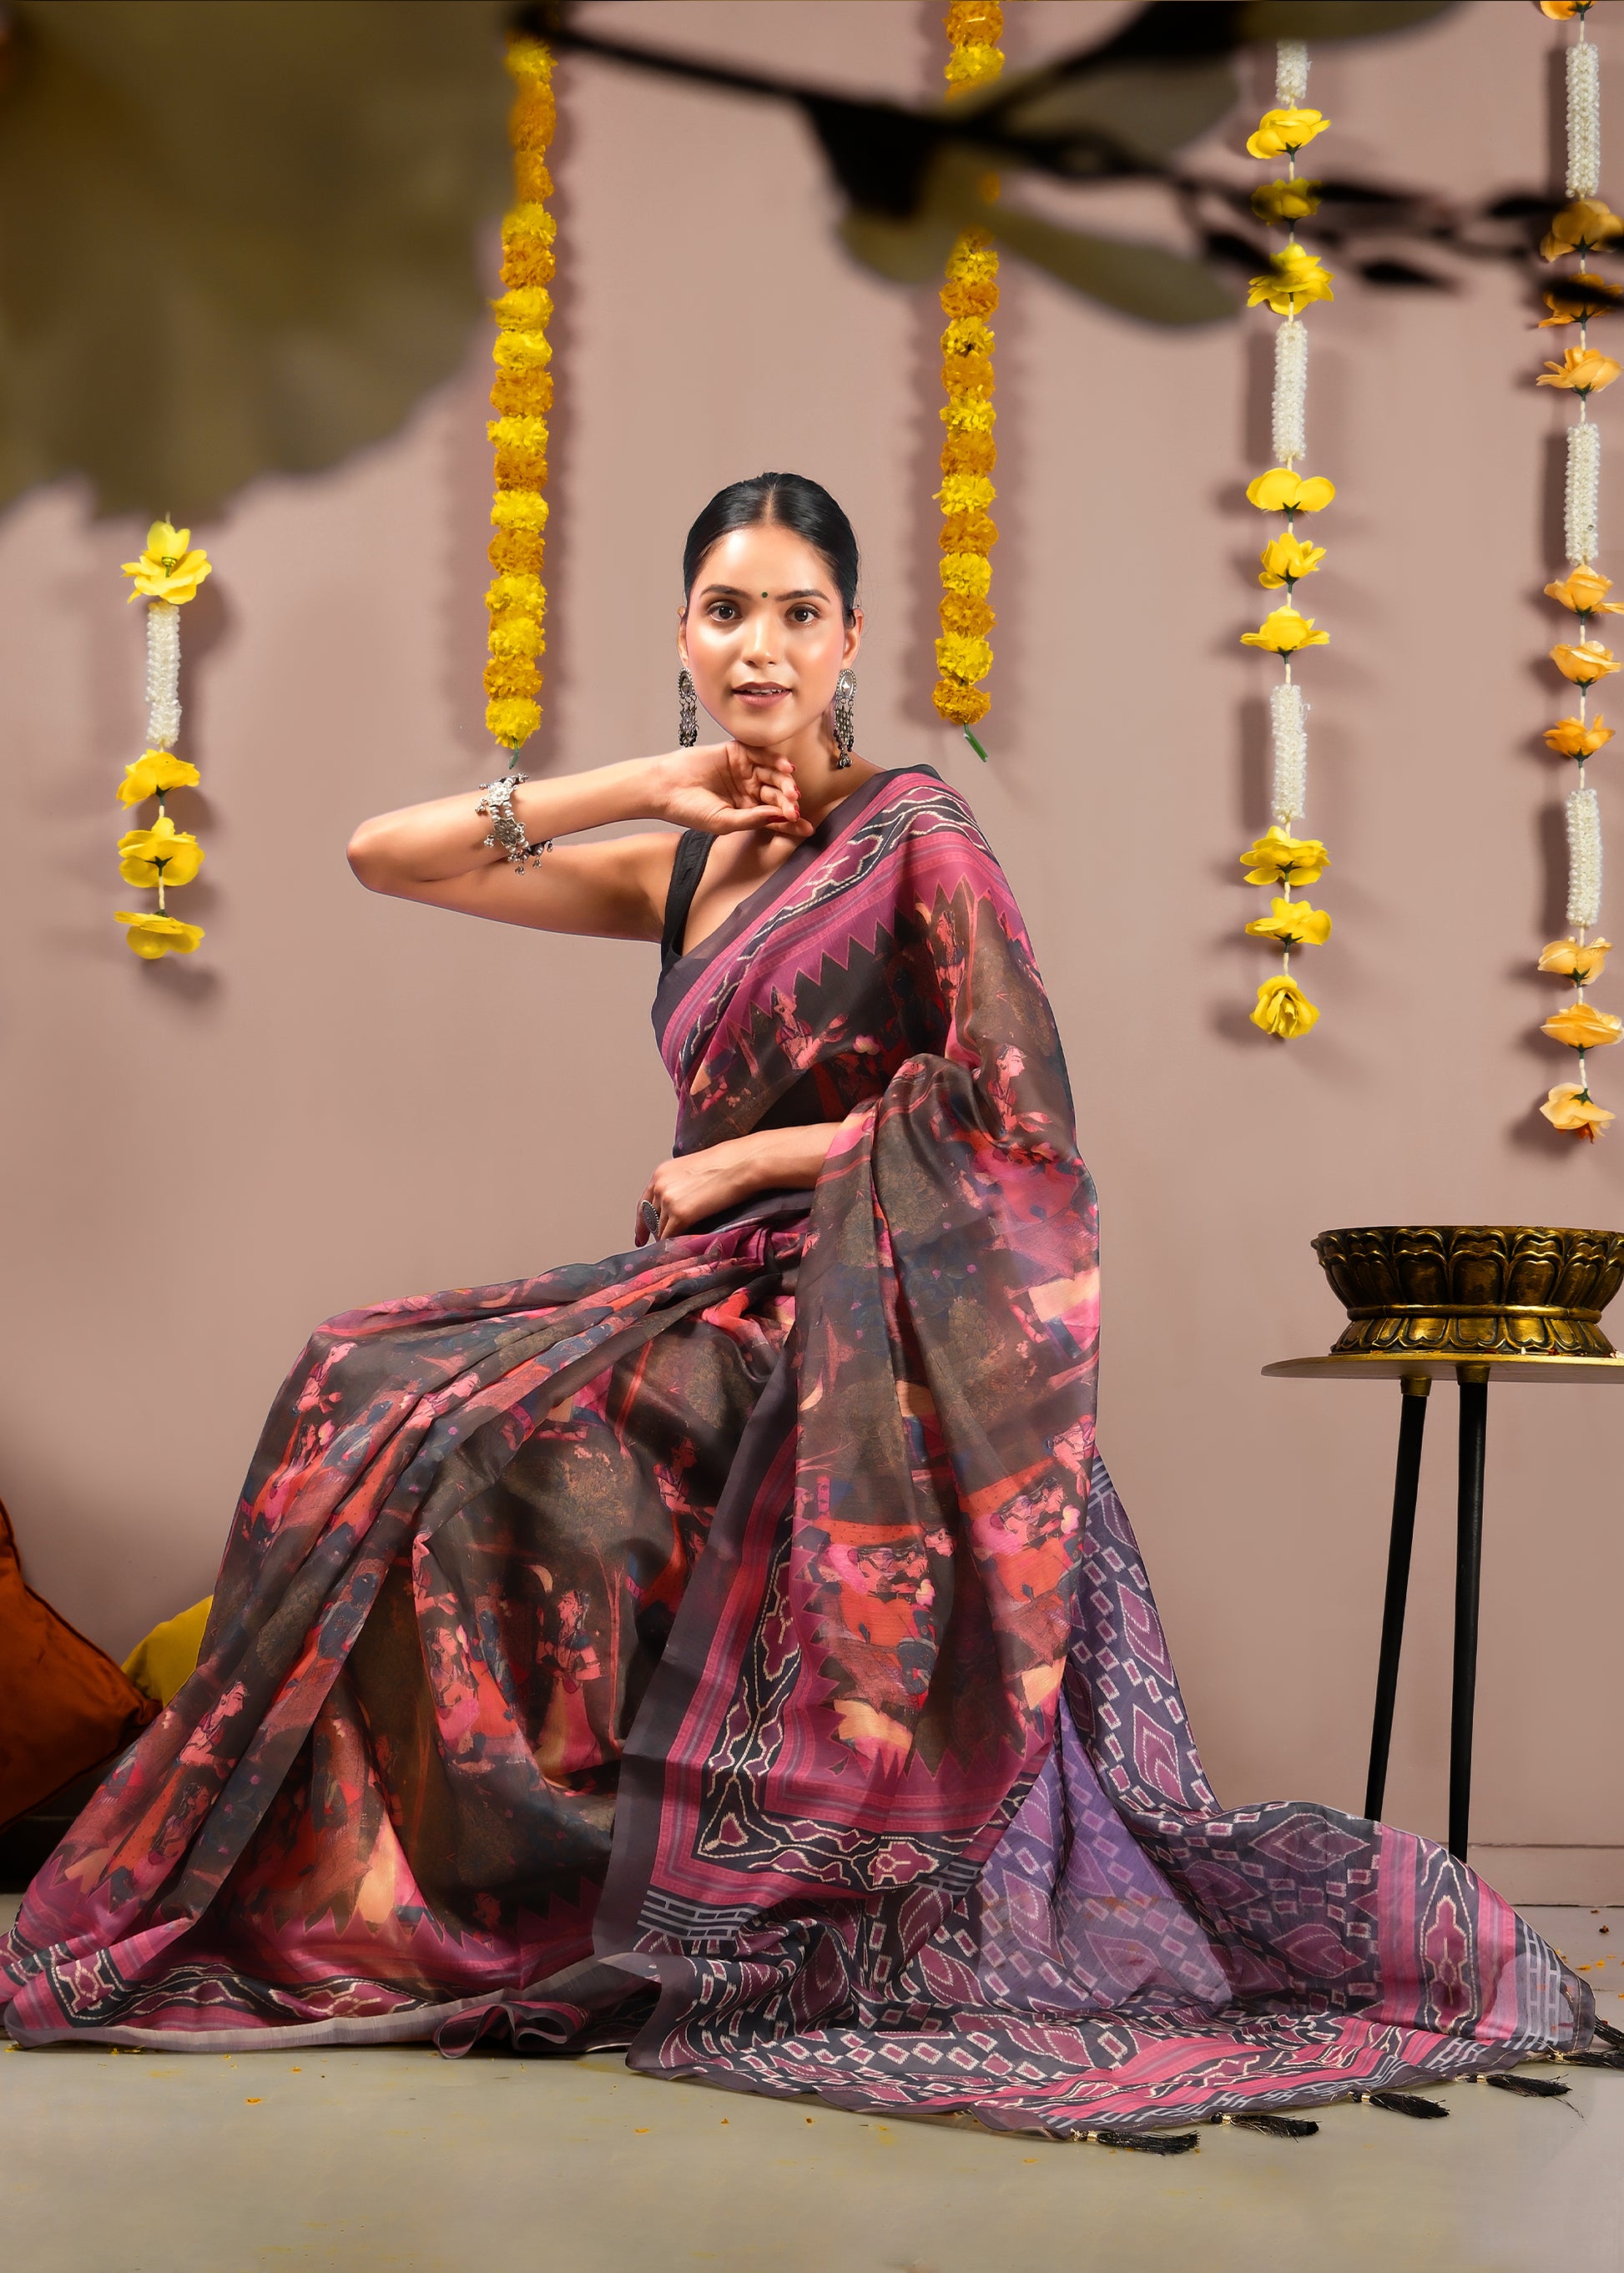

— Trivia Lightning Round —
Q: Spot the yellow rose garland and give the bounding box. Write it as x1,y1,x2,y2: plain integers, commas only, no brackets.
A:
485,34,556,763
933,2,1003,761
114,520,211,960
1536,3,1620,1141
1239,42,1334,1040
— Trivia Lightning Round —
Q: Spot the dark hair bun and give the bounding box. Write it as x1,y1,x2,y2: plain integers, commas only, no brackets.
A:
683,473,860,624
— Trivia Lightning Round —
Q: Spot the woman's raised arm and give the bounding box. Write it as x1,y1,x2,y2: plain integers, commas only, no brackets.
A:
345,743,808,941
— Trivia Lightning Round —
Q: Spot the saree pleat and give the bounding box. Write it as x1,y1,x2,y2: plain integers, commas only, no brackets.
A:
1,766,1594,2130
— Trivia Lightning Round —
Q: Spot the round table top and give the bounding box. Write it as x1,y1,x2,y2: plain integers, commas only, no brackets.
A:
1263,1351,1624,1385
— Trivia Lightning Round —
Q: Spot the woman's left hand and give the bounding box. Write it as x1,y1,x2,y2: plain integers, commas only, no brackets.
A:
635,1142,753,1244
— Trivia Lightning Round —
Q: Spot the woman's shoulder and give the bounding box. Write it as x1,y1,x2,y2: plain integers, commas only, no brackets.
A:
866,764,991,849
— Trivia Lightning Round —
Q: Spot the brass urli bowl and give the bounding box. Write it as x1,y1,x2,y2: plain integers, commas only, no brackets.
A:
1312,1225,1624,1361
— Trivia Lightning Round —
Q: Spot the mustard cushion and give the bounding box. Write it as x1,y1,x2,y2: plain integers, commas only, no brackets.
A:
123,1596,213,1707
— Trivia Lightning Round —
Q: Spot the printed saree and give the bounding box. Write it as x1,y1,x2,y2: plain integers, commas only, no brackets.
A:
0,767,1594,2134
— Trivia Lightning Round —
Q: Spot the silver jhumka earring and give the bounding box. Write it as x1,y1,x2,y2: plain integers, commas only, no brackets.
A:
832,668,856,769
678,667,699,748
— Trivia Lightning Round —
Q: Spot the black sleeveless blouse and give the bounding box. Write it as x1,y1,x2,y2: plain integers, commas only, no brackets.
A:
659,829,716,974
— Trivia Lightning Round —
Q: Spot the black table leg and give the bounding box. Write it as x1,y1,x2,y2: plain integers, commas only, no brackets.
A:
1449,1368,1490,1860
1365,1376,1430,1822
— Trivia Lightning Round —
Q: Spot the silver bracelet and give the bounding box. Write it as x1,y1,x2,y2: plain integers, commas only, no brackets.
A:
475,772,552,872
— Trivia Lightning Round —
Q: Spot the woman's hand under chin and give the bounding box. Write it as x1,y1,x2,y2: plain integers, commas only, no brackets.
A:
653,741,812,840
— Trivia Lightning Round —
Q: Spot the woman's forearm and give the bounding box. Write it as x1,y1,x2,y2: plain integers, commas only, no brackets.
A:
348,755,677,888
733,1122,840,1194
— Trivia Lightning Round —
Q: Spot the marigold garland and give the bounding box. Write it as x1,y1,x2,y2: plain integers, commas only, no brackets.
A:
933,3,1003,760
1239,42,1334,1040
485,34,556,763
1536,4,1621,1139
114,521,210,960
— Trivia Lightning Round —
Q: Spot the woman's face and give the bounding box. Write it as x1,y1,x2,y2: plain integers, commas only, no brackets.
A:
678,523,861,748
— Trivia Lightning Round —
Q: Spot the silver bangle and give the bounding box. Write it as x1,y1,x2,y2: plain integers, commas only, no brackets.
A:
475,772,552,872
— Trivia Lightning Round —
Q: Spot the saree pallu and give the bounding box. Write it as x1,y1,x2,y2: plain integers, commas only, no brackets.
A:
1,767,1593,2134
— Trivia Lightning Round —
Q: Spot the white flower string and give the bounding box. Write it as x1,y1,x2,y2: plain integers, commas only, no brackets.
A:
114,522,212,961
1535,1,1623,1140
1236,44,1334,1041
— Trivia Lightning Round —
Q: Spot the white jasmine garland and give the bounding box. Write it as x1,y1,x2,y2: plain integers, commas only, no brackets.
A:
1566,419,1601,567
1269,680,1308,824
1275,40,1309,107
1272,320,1308,466
144,599,181,748
1567,38,1601,202
1567,783,1603,930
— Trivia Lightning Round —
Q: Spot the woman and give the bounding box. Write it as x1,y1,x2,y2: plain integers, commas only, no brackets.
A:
0,475,1596,2139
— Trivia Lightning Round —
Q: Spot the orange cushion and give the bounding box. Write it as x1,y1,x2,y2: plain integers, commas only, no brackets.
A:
0,1496,158,1830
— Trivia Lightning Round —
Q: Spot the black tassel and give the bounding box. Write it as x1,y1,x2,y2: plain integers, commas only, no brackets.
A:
1561,2048,1624,2071
1364,2089,1449,2119
1088,2128,1200,2155
1485,2073,1570,2099
1231,2112,1320,2138
1590,2016,1624,2052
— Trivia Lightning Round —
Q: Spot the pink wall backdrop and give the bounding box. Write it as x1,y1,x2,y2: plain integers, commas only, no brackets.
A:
3,2,1620,1892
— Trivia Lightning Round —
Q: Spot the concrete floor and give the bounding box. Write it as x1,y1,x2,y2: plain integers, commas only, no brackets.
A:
3,1898,1621,2273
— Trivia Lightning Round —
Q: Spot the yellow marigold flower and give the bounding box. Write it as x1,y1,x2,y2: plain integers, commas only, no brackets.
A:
501,236,556,291
117,749,199,806
484,656,539,701
514,153,553,204
1250,973,1320,1038
490,370,554,418
1540,272,1624,326
940,510,998,552
937,473,996,515
1258,534,1326,588
1240,826,1329,887
941,277,999,321
941,315,995,359
1247,244,1334,316
1545,1000,1623,1049
942,396,996,436
933,678,991,727
1541,198,1624,261
492,443,547,488
1245,896,1332,947
1545,713,1616,759
487,415,549,455
1539,935,1612,983
1546,567,1624,617
1245,108,1329,161
945,41,1003,89
1537,347,1622,396
1551,639,1620,687
946,0,1002,40
121,522,213,606
488,614,544,659
487,695,541,748
117,814,204,888
1541,1081,1613,1139
488,529,546,575
491,285,553,332
936,633,994,684
941,431,997,477
941,352,995,396
487,572,546,617
1247,467,1335,514
492,490,550,532
946,240,1000,286
941,593,995,638
492,329,552,374
115,910,204,960
941,552,992,600
1241,606,1328,653
1251,178,1322,225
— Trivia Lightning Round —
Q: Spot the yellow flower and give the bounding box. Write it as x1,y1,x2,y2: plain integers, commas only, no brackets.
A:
115,910,204,960
1545,713,1616,759
1540,272,1623,326
1245,108,1329,160
485,572,546,617
487,614,543,659
1247,467,1335,514
1258,534,1326,588
1250,973,1320,1038
491,490,549,532
1251,179,1322,225
1240,826,1329,887
936,633,994,683
940,592,995,638
932,678,991,727
1541,199,1624,261
1539,935,1613,983
117,814,204,887
1540,3,1593,20
490,286,553,331
1537,347,1622,396
1241,606,1328,653
117,749,200,806
492,328,552,374
1245,896,1332,947
1541,1082,1613,1139
120,521,212,605
1247,244,1334,316
483,655,539,701
1551,640,1620,688
1546,568,1624,617
486,695,540,748
936,473,996,516
940,552,992,601
1543,1000,1623,1049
